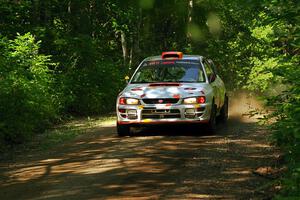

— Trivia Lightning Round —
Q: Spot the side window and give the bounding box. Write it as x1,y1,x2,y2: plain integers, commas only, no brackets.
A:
208,59,218,75
203,60,214,80
198,69,205,82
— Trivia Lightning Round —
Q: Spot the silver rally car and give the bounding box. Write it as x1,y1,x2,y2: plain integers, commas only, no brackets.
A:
116,51,228,136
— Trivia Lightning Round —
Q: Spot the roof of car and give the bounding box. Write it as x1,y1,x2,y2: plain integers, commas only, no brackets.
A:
144,55,204,62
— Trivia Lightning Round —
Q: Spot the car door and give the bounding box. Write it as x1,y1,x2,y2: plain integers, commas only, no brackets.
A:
208,60,226,108
203,59,220,108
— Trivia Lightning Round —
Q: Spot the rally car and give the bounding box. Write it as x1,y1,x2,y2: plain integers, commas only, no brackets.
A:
116,51,228,136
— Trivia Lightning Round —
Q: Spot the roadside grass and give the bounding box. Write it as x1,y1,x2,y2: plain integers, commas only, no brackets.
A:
0,114,116,160
39,114,116,149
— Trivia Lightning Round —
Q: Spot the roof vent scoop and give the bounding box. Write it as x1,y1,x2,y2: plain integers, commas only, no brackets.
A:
162,51,183,59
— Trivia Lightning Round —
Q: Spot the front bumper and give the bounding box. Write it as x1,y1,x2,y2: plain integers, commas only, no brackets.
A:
117,103,211,125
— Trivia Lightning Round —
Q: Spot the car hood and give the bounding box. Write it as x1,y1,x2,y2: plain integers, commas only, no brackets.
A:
120,83,209,99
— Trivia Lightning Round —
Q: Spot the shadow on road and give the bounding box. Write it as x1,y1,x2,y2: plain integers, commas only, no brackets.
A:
0,93,279,200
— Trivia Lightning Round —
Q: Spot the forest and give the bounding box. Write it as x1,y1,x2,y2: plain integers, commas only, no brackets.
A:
0,0,299,198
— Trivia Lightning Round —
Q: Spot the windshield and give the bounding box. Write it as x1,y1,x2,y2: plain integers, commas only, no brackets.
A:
131,60,206,83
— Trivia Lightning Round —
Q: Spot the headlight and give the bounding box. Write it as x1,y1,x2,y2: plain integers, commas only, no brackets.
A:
183,96,206,104
126,98,139,105
183,97,197,104
119,97,139,105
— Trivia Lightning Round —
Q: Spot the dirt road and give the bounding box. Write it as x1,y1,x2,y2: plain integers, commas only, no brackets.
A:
0,94,279,200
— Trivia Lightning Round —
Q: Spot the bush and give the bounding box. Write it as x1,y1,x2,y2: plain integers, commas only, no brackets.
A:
271,60,300,198
65,59,123,115
0,33,59,144
58,35,123,115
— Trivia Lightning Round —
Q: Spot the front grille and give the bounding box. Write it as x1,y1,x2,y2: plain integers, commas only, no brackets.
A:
141,109,181,119
142,98,180,104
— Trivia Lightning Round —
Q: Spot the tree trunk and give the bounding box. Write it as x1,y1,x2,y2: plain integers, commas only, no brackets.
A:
68,1,71,14
187,0,193,49
30,0,39,25
129,48,133,71
121,30,128,66
188,0,193,23
132,8,143,69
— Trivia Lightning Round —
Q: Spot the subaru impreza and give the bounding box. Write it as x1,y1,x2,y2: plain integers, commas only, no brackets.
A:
116,52,228,136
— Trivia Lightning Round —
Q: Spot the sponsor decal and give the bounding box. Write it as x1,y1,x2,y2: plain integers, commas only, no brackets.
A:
194,104,201,108
162,61,175,65
131,87,143,91
138,105,144,109
173,94,180,99
147,61,160,66
184,87,197,90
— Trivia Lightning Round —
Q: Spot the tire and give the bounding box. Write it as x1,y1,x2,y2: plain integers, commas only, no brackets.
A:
217,95,228,123
207,103,217,134
117,124,130,137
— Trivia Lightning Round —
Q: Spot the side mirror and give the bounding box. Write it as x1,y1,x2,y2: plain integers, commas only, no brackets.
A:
125,76,130,83
209,74,216,83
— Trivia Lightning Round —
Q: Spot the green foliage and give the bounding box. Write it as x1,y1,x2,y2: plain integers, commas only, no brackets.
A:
50,34,123,115
241,0,300,198
0,1,299,197
270,60,300,198
0,33,59,144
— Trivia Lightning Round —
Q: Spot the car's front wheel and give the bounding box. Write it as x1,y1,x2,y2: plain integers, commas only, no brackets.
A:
117,124,131,137
218,95,229,123
207,102,217,134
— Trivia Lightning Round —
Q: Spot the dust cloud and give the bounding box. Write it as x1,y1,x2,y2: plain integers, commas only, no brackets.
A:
229,91,264,123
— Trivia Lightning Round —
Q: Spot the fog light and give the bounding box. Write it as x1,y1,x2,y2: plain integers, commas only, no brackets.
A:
185,108,195,114
127,110,137,115
185,108,196,119
127,110,137,119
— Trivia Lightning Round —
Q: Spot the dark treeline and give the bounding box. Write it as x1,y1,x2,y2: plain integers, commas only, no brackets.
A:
0,0,299,197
